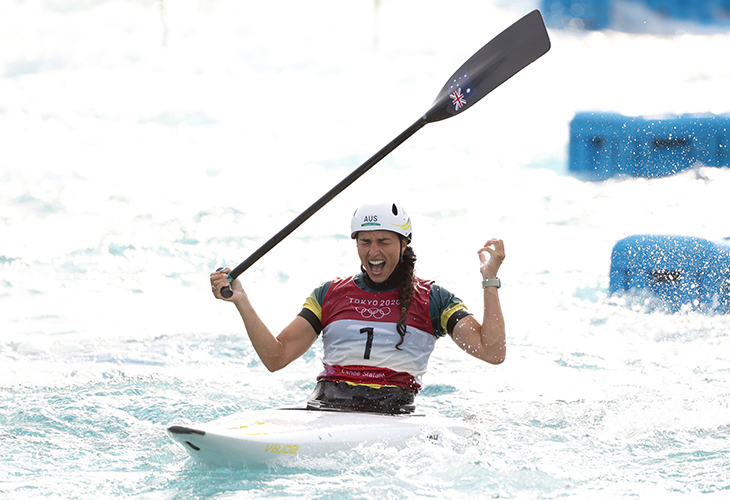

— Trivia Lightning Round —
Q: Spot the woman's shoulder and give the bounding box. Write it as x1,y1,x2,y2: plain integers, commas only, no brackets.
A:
315,275,358,300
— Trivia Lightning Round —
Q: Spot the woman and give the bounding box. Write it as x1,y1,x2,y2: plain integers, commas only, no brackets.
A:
211,203,505,414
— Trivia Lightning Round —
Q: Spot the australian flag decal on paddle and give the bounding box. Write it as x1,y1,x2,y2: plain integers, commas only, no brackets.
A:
449,68,475,112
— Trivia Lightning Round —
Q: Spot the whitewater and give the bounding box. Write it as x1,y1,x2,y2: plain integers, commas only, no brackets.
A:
1,0,729,498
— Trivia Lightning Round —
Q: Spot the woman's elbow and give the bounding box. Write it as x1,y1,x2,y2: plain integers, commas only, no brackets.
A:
487,354,506,365
260,356,290,372
264,361,289,372
484,344,506,365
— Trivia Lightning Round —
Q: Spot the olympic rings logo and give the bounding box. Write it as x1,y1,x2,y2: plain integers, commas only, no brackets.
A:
355,306,391,319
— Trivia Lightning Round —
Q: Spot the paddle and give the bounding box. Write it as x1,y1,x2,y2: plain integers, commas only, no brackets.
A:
219,9,550,297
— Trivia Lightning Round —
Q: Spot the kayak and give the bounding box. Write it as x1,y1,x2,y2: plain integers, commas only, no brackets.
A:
167,407,475,467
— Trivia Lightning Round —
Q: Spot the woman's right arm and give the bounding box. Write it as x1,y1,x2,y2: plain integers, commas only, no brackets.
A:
211,268,318,372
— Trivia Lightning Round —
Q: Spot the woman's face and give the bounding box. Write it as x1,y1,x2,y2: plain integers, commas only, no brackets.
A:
356,230,407,283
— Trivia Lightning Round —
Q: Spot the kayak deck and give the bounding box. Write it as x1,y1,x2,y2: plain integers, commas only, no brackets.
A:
167,407,474,467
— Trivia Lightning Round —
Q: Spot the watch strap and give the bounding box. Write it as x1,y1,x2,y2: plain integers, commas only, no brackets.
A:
482,278,501,289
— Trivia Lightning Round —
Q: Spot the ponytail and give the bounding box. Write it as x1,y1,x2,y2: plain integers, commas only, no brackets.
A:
395,245,416,350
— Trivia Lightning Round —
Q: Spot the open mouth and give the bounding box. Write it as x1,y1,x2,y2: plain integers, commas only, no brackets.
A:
368,260,386,276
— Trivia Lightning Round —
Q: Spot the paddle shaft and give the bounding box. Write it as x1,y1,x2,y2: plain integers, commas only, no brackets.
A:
220,117,426,295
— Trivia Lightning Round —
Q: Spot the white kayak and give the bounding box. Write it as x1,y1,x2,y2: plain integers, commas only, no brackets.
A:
167,407,475,467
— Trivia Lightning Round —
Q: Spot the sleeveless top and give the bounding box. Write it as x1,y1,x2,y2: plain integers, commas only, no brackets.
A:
298,273,471,393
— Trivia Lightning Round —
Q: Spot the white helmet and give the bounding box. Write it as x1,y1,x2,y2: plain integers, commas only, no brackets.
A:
350,203,412,242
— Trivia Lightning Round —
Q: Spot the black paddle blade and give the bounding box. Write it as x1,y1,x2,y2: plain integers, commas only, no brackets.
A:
425,9,550,123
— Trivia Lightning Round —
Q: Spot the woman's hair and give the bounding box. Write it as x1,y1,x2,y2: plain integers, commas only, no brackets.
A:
395,245,417,350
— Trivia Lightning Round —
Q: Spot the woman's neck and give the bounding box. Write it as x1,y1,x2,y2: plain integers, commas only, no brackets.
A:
361,262,403,291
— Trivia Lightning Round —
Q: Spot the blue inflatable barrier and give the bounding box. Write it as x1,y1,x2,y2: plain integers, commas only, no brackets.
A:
643,0,730,24
543,0,610,30
543,0,730,31
609,235,730,313
569,112,730,180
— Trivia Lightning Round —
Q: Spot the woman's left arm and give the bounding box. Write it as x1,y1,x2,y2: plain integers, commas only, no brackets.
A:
451,238,506,365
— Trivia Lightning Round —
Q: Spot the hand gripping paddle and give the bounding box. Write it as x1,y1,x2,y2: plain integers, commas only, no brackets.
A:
219,10,551,298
